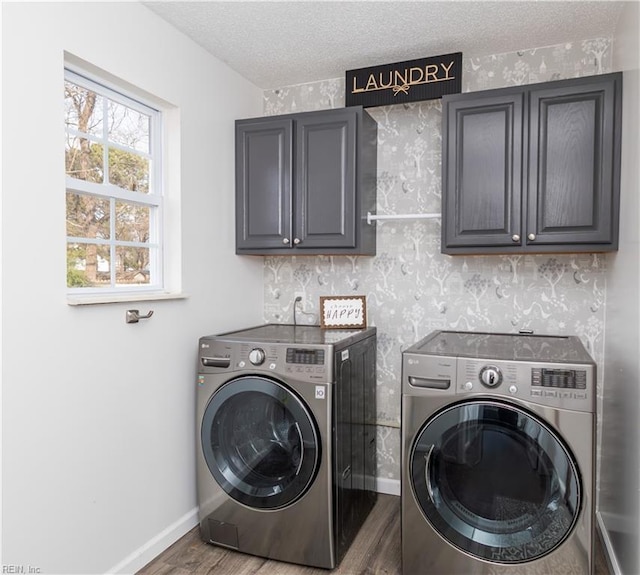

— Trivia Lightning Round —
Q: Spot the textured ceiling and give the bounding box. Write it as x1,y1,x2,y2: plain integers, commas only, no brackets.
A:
143,1,625,89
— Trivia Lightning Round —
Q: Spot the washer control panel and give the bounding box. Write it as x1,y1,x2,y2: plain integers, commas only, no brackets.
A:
198,339,331,383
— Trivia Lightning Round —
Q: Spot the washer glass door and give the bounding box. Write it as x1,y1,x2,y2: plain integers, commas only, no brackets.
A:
201,376,320,509
410,399,581,563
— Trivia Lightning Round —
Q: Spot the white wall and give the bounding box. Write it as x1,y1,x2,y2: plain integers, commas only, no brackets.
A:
1,3,263,573
600,2,640,573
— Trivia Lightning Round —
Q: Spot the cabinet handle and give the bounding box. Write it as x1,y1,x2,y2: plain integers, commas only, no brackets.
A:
528,233,536,241
293,238,301,245
282,238,290,245
511,234,520,242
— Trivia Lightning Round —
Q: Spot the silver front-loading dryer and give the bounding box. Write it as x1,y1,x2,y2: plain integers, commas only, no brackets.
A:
196,324,377,569
401,330,596,575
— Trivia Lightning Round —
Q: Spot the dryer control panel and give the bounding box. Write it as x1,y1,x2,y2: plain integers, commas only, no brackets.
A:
402,353,595,413
456,358,594,413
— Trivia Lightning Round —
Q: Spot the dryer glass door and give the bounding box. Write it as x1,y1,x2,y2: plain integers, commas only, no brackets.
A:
201,376,320,509
410,399,581,564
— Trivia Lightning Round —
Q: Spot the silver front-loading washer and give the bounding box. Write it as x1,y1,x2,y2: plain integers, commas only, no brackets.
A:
401,330,596,575
196,324,377,569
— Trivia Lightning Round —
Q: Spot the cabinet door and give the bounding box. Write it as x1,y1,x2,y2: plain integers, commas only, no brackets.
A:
236,118,293,250
527,75,621,248
442,92,524,252
294,109,357,249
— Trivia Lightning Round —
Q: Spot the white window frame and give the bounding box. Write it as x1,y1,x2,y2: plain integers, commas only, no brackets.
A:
65,68,166,299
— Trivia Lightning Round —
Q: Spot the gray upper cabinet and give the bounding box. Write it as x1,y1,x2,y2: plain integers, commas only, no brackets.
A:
442,72,622,255
236,107,377,255
442,92,524,250
235,117,293,251
527,77,620,248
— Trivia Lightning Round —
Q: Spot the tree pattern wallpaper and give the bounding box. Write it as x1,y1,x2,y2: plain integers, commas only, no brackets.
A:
261,39,612,484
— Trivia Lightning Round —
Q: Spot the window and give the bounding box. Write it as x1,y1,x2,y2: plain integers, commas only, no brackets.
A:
65,69,163,294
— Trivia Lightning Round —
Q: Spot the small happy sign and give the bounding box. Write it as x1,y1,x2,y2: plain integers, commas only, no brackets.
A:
320,295,367,329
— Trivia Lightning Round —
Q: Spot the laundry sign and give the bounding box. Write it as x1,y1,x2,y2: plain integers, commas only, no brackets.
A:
346,52,462,108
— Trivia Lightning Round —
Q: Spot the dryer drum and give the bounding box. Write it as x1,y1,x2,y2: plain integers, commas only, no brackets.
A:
410,399,582,564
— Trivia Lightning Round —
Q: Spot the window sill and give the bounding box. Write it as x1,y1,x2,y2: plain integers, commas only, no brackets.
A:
67,292,189,306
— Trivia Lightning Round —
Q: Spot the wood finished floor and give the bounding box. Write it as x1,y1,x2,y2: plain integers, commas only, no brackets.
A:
137,494,611,575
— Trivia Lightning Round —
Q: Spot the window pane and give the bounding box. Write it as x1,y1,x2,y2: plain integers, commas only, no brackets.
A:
108,100,150,153
64,81,103,136
66,136,104,183
116,246,150,285
65,69,162,294
67,243,110,288
115,201,149,242
108,148,149,193
66,193,110,239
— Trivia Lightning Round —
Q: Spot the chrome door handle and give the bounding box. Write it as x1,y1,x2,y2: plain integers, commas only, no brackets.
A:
528,233,536,241
424,444,435,501
282,238,290,245
293,238,301,245
511,234,520,243
294,422,304,476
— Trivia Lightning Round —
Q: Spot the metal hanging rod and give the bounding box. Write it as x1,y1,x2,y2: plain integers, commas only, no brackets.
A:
366,212,441,225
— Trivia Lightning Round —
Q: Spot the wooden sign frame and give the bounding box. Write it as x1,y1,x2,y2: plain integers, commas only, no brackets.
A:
320,295,367,329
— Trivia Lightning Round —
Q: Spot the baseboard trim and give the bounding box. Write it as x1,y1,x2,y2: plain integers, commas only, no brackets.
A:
596,510,622,575
108,478,401,574
376,477,401,496
106,507,199,575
